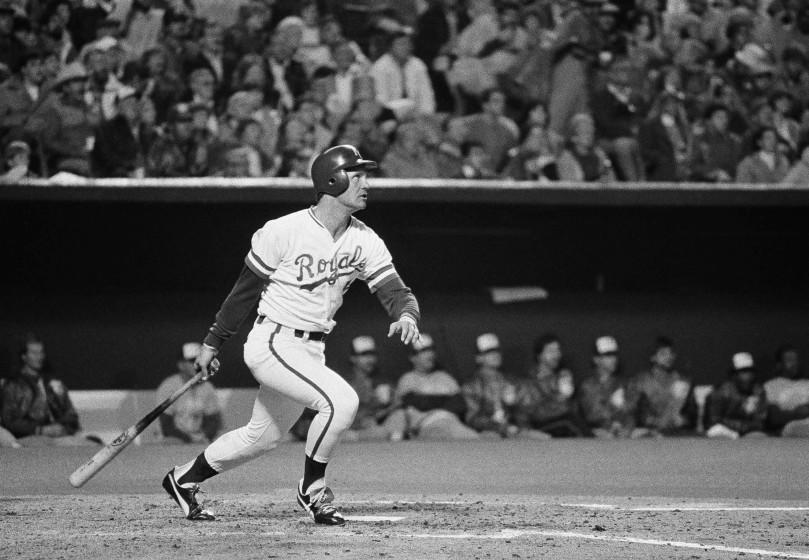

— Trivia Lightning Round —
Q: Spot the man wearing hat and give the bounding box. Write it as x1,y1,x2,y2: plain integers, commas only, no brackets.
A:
626,336,697,437
577,335,633,438
388,333,477,441
156,342,223,444
704,352,768,438
0,139,34,182
0,48,46,145
146,102,209,177
31,61,96,176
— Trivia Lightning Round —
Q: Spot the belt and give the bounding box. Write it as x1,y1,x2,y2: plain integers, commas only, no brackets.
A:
256,315,327,342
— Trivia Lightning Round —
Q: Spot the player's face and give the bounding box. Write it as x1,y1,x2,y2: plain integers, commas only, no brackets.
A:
22,342,46,373
338,170,370,211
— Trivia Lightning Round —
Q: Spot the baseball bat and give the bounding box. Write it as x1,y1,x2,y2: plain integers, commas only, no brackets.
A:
68,358,220,488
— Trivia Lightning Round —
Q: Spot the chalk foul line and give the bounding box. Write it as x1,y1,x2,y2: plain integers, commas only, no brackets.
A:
405,529,809,559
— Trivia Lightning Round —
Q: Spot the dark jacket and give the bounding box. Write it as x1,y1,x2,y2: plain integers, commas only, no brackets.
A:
92,115,151,177
1,373,80,438
590,86,641,140
638,118,678,181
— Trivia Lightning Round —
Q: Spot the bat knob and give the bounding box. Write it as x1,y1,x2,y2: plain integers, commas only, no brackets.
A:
207,358,221,378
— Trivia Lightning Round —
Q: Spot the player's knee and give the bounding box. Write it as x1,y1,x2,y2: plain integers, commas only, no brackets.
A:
332,389,359,431
242,421,281,451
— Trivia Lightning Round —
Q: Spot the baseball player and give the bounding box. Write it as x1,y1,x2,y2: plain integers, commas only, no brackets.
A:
162,145,420,525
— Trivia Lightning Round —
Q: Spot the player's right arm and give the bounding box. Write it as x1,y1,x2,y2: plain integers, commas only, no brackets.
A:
196,223,282,376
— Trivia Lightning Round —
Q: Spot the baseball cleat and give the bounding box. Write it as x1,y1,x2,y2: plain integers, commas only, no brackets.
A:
162,469,215,521
297,479,346,525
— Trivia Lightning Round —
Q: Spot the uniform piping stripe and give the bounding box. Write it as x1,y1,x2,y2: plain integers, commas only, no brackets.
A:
366,264,394,283
267,324,333,458
247,250,275,276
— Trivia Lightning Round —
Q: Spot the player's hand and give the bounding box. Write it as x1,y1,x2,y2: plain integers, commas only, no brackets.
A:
388,317,420,345
195,344,220,380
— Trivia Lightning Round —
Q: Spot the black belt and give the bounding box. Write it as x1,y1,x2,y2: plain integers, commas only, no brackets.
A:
257,315,327,342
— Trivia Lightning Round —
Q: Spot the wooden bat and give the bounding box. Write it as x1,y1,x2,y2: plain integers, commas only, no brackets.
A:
69,358,220,488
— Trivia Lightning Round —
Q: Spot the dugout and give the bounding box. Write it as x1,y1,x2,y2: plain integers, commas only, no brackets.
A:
1,179,808,390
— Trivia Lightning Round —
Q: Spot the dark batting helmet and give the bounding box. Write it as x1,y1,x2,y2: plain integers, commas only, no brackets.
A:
311,144,378,199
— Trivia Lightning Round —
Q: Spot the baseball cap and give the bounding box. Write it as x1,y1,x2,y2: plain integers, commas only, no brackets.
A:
732,352,755,372
351,336,376,355
411,333,435,354
476,333,500,355
595,335,619,356
5,139,30,158
182,342,202,361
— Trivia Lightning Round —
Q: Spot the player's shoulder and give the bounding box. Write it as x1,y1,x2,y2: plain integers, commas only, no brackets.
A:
349,215,382,239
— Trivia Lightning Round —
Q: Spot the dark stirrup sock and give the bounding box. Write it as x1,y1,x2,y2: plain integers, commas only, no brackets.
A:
177,452,218,485
302,454,328,493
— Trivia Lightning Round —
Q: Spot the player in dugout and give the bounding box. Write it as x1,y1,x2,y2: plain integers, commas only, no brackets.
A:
161,145,421,525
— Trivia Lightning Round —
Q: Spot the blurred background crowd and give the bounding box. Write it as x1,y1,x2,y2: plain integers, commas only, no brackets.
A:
1,0,809,183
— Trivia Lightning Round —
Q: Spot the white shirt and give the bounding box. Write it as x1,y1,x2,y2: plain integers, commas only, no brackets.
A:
246,208,398,332
369,53,435,117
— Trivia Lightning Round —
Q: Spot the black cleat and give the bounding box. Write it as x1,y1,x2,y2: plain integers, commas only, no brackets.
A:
162,469,215,521
297,480,346,525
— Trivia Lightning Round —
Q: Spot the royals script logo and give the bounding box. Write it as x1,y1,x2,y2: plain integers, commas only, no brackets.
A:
295,246,367,291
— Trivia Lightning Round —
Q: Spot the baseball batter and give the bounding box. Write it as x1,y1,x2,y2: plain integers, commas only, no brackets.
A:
162,145,420,525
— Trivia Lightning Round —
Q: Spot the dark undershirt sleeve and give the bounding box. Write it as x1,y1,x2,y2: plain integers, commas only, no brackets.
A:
202,265,266,350
373,275,420,324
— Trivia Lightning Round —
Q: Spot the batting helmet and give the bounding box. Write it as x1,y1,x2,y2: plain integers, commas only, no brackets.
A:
311,144,378,199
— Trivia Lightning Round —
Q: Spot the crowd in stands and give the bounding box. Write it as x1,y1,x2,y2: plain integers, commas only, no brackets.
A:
1,0,809,183
3,330,809,448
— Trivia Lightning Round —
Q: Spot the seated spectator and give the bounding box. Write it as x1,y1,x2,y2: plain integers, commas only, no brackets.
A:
341,336,399,441
183,67,219,134
262,21,309,112
557,113,616,182
639,90,692,181
81,37,125,121
513,333,590,437
577,335,633,438
91,86,150,178
735,126,790,183
0,0,26,75
454,141,497,179
380,121,440,178
0,139,36,182
0,333,93,446
461,333,522,438
0,47,46,146
764,345,809,437
501,122,559,181
704,352,768,439
0,377,22,447
26,62,97,176
456,88,519,171
370,30,436,120
591,57,646,181
387,333,478,441
146,103,209,177
435,116,467,178
137,47,186,124
626,336,697,437
156,342,222,444
770,89,800,155
691,103,743,182
781,144,809,185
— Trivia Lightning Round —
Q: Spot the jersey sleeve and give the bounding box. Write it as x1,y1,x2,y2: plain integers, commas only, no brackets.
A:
245,222,283,279
360,231,398,292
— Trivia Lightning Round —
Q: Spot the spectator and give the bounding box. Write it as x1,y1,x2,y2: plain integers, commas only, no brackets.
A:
764,345,809,437
370,30,436,120
626,336,697,437
0,139,35,181
513,333,590,437
501,122,559,181
156,342,222,444
263,20,309,112
735,126,790,183
456,88,519,171
138,47,185,124
91,86,150,178
0,333,91,445
146,102,208,177
81,37,124,121
435,116,467,178
639,90,692,181
705,352,768,439
380,121,440,178
222,0,273,71
341,336,400,441
461,333,521,438
557,112,616,182
184,67,218,133
0,0,26,76
455,141,497,179
591,57,646,181
691,103,743,181
782,144,809,185
182,21,226,100
577,335,633,438
770,89,800,154
27,62,97,176
0,48,46,146
388,333,478,441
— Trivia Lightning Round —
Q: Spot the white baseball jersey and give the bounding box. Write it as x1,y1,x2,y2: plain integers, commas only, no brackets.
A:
244,207,399,332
